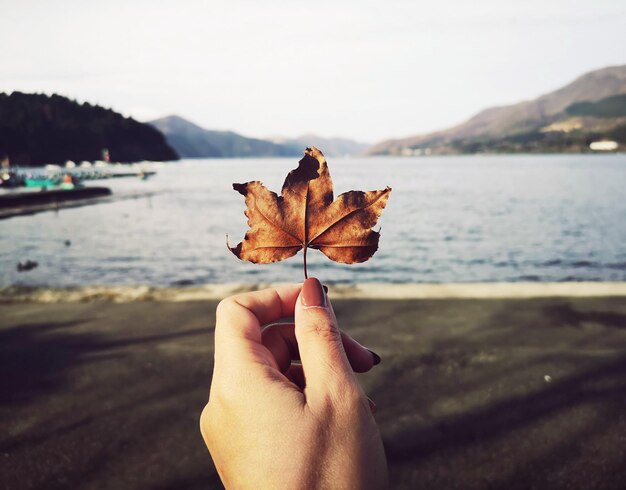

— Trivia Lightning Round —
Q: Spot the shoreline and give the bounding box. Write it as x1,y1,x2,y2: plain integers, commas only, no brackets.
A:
2,281,626,303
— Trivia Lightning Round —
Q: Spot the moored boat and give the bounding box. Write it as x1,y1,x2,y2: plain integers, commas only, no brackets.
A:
24,177,60,188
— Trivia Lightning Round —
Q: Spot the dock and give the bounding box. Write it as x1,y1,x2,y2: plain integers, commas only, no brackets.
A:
0,187,111,208
0,187,112,219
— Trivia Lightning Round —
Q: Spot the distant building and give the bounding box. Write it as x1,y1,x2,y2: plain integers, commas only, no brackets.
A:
589,140,618,151
400,147,431,156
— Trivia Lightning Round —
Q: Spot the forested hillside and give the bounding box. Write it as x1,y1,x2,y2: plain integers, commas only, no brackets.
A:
0,92,178,166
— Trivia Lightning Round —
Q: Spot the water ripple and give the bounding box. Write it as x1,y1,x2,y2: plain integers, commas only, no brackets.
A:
1,155,626,285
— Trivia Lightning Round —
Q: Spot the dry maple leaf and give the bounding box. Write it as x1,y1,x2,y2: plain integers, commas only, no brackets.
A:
228,147,391,278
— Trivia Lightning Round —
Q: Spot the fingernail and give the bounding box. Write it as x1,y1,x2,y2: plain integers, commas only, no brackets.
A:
367,349,382,365
302,277,327,307
322,284,328,294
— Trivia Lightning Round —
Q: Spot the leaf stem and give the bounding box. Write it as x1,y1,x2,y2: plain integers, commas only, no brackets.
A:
303,181,310,280
303,245,308,279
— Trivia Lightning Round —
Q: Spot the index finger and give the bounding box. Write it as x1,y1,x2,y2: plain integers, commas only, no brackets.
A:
214,284,302,364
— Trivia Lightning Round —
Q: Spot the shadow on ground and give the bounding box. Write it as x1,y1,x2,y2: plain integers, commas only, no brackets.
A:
0,301,221,490
339,297,626,490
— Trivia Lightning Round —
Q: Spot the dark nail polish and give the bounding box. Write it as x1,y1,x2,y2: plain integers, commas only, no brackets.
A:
302,277,326,307
322,284,328,294
367,349,382,365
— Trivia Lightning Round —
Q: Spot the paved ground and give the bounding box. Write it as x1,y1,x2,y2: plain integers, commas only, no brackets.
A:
1,296,626,489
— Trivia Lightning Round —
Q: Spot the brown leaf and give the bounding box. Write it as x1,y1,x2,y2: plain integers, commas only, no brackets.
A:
228,147,391,273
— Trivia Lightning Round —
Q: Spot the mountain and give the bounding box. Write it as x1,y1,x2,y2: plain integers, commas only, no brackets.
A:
368,65,626,155
149,115,300,158
271,135,369,157
0,92,178,166
566,93,626,118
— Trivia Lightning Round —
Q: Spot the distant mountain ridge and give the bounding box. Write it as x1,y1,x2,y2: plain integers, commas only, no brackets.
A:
0,92,178,166
272,135,369,157
149,115,300,158
149,116,368,158
368,65,626,155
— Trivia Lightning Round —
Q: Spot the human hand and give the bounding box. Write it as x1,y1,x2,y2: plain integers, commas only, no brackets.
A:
200,278,388,489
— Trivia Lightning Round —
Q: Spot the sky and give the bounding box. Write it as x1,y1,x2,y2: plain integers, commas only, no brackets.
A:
2,0,626,143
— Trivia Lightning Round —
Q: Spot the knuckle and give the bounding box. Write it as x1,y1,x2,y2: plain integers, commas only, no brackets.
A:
209,377,241,408
201,384,239,438
304,317,339,342
199,402,215,441
215,297,236,320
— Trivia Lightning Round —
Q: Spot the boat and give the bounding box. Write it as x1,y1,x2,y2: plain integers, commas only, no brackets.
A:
24,173,80,190
24,177,60,188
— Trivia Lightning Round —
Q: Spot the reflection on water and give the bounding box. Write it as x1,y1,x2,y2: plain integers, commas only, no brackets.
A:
1,154,625,286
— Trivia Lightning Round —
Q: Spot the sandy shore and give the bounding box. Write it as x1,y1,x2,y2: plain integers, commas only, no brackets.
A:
1,285,626,489
3,281,626,303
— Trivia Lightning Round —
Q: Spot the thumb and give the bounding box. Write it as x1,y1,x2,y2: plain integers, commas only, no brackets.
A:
295,278,357,400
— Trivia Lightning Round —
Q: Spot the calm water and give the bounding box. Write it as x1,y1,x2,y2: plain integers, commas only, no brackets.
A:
1,155,625,286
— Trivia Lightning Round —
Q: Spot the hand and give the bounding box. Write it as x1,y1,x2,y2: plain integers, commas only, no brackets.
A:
200,278,388,489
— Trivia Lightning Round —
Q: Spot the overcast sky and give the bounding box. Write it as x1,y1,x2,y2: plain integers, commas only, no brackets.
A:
2,0,625,142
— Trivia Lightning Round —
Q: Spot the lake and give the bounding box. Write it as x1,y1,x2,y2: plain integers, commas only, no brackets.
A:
1,154,625,286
